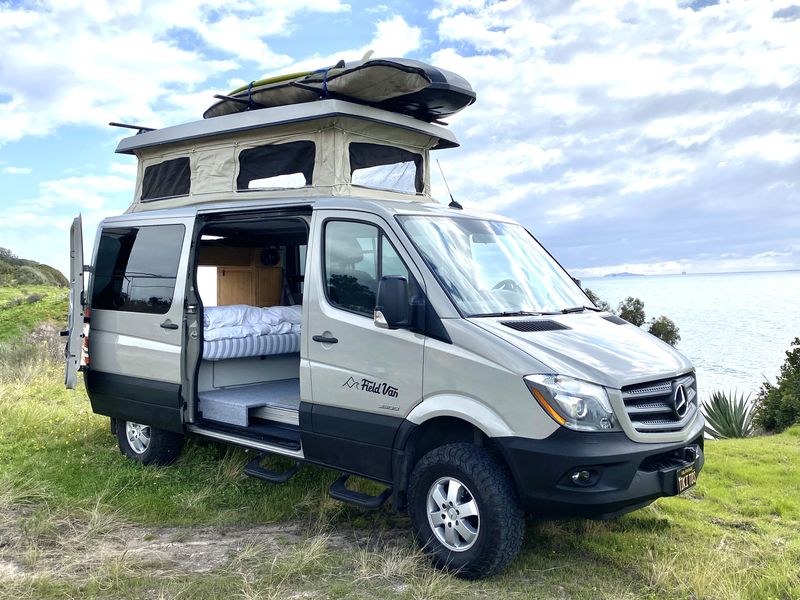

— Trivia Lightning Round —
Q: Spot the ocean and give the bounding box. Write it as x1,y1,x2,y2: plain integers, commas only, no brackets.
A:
582,270,800,403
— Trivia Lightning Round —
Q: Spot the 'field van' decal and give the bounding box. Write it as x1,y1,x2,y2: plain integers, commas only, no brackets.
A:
342,376,399,398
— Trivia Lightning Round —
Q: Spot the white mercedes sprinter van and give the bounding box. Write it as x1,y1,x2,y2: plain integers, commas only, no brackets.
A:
65,89,704,579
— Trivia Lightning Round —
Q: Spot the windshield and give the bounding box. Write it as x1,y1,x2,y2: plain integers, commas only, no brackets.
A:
399,216,590,316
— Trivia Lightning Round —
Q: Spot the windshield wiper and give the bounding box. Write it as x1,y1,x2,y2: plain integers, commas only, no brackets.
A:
469,310,542,318
542,305,603,315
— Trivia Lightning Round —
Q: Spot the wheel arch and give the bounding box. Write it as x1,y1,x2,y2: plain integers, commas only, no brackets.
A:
391,396,516,511
405,394,515,438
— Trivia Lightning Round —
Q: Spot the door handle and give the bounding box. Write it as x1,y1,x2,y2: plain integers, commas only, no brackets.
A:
312,335,338,344
160,321,179,330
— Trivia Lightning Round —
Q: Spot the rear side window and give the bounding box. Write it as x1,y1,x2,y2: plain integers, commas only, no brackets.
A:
349,143,423,194
237,141,316,190
141,157,191,201
324,220,409,316
91,225,185,314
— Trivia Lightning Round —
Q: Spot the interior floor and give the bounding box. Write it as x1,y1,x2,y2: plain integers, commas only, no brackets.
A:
197,379,300,427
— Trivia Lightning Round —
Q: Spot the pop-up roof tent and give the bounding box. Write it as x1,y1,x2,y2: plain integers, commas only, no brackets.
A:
116,57,475,213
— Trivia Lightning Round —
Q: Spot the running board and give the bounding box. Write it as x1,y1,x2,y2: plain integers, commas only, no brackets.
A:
328,473,392,510
185,425,304,459
244,455,302,484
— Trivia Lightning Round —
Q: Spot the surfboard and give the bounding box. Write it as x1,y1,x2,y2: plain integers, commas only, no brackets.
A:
203,58,476,122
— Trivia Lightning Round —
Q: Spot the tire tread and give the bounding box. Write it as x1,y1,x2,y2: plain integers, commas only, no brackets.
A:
408,442,524,579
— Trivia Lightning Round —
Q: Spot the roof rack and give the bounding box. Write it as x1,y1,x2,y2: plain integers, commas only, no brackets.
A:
108,122,156,135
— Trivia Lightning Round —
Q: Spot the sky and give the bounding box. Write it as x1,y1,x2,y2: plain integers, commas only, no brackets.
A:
0,0,798,279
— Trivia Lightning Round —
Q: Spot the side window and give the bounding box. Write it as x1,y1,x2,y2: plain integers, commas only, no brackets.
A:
349,142,423,194
141,157,191,201
237,141,316,190
324,221,410,316
91,224,185,314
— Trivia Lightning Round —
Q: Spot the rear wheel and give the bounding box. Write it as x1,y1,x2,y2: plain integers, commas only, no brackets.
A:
116,420,184,466
408,443,524,579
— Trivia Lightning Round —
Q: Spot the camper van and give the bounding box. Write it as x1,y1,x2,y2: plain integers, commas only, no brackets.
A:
65,59,704,579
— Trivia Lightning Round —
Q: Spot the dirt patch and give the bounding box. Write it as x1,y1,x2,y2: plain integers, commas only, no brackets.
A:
120,523,308,573
0,502,408,585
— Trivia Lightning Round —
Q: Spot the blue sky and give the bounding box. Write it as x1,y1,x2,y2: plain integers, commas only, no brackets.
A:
1,0,799,277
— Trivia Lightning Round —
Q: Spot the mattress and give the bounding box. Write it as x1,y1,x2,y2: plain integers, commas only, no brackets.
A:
203,332,300,361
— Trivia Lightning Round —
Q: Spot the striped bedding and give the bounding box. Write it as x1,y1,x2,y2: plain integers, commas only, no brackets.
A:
202,332,301,361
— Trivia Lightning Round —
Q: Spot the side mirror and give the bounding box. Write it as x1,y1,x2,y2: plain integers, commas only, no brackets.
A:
374,276,409,329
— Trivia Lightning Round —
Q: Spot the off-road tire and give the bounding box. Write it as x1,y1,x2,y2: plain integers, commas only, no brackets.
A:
408,443,524,579
116,420,184,466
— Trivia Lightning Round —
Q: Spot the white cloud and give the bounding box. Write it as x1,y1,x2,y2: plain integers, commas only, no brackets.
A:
0,0,352,143
3,170,135,275
426,0,800,271
270,15,423,76
2,166,32,175
573,248,800,278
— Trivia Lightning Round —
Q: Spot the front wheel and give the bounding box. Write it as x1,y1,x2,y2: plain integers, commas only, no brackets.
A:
115,419,184,466
408,443,524,579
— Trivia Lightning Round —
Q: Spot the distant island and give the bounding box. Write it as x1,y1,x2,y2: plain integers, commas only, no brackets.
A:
603,272,645,278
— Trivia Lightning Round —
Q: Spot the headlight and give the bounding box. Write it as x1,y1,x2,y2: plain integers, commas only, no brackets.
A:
525,374,620,432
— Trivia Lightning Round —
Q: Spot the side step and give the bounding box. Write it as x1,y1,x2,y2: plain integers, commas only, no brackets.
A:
244,455,302,484
328,473,392,510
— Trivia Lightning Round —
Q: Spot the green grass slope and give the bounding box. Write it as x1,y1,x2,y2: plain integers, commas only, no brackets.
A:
1,354,799,599
0,247,68,288
0,285,69,342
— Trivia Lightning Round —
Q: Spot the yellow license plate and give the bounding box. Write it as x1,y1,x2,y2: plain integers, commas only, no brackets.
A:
676,463,697,494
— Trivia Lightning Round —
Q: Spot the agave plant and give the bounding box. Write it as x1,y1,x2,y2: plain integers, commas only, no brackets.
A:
702,390,754,439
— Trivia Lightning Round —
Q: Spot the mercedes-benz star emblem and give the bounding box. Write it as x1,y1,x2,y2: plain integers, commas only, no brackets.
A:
672,383,688,418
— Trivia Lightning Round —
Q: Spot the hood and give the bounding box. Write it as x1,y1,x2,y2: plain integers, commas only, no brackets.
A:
469,312,693,389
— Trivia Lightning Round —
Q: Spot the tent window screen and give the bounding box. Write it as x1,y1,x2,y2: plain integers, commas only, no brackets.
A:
349,143,423,194
141,157,191,201
237,141,316,190
91,224,185,314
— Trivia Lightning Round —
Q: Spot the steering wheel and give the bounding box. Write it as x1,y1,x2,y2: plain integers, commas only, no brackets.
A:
492,279,523,293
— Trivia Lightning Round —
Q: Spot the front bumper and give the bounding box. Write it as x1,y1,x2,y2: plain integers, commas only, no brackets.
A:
495,415,705,518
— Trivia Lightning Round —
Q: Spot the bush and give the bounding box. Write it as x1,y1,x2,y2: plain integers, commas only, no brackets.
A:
703,390,753,439
648,316,681,346
753,337,800,433
618,297,645,326
586,291,681,346
584,288,612,312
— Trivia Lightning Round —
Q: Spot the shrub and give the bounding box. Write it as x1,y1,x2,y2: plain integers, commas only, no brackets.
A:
753,337,800,433
703,390,753,439
582,290,681,346
617,297,645,326
584,288,612,312
648,316,680,346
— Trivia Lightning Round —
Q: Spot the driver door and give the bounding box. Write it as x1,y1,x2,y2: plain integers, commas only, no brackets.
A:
303,210,426,480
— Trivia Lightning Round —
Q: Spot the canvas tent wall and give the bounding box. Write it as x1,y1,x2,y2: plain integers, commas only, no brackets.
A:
117,100,459,213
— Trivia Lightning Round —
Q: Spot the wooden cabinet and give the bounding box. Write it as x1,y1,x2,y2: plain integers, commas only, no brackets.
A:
217,268,253,305
209,246,284,306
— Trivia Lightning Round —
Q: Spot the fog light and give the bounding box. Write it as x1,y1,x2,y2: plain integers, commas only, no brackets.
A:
571,470,593,486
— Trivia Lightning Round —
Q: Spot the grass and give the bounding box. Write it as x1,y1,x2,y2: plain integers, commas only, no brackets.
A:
0,285,68,341
1,329,799,598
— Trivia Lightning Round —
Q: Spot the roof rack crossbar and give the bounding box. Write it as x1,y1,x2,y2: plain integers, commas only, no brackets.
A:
108,121,156,134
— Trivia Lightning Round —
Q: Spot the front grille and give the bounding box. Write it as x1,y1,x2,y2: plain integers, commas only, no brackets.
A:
501,320,571,332
621,373,697,434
